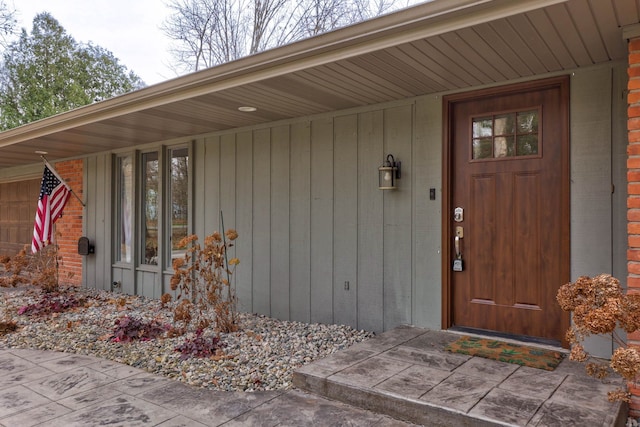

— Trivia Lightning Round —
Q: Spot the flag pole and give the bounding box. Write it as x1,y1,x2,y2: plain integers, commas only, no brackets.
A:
40,156,86,207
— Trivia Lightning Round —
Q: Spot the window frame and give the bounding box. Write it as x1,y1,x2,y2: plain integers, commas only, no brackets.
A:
139,150,161,267
165,144,192,269
469,106,542,162
113,153,135,265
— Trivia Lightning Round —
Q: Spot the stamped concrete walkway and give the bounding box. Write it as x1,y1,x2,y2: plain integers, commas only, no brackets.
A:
0,326,628,426
0,348,413,426
294,326,627,426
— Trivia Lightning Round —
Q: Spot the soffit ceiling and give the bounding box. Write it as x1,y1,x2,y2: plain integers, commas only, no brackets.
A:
0,0,637,168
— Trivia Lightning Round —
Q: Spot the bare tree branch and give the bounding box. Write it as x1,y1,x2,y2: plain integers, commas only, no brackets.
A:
0,1,17,50
162,0,422,73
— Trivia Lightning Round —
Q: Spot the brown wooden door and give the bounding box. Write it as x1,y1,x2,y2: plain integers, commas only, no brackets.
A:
445,77,570,344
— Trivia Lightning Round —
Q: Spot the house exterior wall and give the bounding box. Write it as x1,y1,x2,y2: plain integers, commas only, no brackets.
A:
78,64,626,340
188,100,443,332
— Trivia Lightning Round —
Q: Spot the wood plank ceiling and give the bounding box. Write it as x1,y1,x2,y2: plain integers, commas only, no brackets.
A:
0,0,637,168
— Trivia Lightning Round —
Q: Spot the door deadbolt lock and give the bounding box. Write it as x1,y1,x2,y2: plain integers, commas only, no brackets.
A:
454,207,463,222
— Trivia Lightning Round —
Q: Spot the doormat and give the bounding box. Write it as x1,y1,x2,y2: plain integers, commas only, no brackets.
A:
445,336,564,371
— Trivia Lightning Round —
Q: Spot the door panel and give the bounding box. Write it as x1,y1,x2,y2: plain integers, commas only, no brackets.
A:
513,172,541,307
445,77,570,344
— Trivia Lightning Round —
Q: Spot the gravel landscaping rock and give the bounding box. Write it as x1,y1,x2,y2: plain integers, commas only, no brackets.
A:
0,285,374,391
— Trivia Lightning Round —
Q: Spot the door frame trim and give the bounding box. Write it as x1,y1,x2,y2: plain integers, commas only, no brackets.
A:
441,76,571,345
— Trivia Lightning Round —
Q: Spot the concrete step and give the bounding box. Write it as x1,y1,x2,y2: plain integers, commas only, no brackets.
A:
292,326,627,427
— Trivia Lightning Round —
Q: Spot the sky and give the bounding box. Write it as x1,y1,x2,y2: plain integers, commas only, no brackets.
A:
13,1,428,87
14,0,176,85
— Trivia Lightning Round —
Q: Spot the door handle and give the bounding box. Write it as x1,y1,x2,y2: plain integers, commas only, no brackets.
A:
453,235,464,271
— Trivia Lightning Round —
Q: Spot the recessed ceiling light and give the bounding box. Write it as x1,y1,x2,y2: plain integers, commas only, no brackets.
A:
238,106,257,112
35,150,48,155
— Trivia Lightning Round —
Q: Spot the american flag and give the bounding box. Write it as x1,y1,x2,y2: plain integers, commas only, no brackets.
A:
31,164,71,253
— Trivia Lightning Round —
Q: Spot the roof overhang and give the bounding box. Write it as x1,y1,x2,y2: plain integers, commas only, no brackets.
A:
0,0,635,168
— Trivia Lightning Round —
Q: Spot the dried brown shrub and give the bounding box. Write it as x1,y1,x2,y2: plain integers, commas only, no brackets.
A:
0,319,17,336
160,292,172,308
170,229,239,334
0,246,30,288
557,274,640,402
29,244,61,293
0,241,68,292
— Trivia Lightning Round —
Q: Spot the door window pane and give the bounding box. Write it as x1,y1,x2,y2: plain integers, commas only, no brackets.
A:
142,152,159,265
494,136,515,158
517,134,538,156
517,110,538,133
473,118,493,138
116,155,133,263
472,109,540,160
494,114,515,135
473,138,493,159
169,147,189,264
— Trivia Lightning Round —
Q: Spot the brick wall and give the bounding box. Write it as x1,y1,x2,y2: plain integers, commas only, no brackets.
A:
53,159,83,286
628,37,640,417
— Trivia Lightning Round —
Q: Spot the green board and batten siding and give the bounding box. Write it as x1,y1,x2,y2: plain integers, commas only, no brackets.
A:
203,100,444,331
570,65,628,358
83,154,113,293
79,63,625,337
84,97,444,333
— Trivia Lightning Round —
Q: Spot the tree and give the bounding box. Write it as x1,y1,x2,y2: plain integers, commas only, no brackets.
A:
0,13,144,130
0,0,16,49
163,0,412,74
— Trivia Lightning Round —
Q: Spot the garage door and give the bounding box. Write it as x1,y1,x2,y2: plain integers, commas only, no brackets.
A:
0,179,41,256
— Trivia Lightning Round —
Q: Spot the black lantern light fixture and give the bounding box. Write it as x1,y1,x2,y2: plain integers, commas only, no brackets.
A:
378,154,401,190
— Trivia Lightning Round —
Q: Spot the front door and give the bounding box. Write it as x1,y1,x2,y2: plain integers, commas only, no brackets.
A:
444,77,570,345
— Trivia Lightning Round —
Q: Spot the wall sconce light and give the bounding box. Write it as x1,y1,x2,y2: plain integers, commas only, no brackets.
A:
378,154,401,190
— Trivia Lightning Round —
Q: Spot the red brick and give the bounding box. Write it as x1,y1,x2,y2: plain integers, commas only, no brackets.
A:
629,138,640,150
630,105,640,118
53,159,83,286
628,262,640,275
629,250,640,262
629,197,640,209
629,91,640,104
629,236,640,249
629,118,640,131
629,38,640,52
628,157,640,169
629,171,640,182
629,184,640,195
630,79,640,91
627,276,640,289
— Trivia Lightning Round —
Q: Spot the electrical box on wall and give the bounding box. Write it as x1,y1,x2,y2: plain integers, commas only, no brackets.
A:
78,237,95,255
